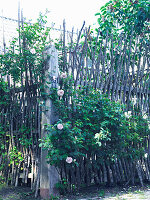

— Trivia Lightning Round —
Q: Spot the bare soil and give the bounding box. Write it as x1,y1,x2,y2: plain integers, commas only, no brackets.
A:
0,185,40,200
1,184,150,200
61,184,150,200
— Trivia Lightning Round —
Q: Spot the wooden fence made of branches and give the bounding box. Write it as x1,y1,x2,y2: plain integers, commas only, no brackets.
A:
54,21,150,191
0,16,150,197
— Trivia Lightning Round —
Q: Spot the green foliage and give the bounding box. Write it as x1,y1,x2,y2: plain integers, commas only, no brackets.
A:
55,178,68,195
0,5,149,191
0,123,8,174
0,13,51,85
98,190,105,197
0,124,6,153
18,126,32,148
95,0,150,37
94,0,150,71
0,13,51,181
9,146,24,166
0,79,10,107
49,194,59,200
41,119,83,167
123,112,150,159
41,77,150,169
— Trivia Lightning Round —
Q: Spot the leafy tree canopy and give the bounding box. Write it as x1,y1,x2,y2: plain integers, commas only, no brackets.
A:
95,0,150,37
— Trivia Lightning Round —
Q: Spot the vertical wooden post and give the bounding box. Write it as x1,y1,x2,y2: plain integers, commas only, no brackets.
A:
40,45,60,199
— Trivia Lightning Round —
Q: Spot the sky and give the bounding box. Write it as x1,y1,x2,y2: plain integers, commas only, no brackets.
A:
0,0,109,30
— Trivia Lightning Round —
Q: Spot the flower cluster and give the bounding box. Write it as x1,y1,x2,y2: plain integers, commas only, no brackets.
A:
57,72,73,165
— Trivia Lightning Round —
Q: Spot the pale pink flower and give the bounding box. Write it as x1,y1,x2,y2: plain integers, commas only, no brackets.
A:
31,49,35,54
57,123,63,130
66,157,73,164
60,72,67,79
57,89,64,97
53,76,56,80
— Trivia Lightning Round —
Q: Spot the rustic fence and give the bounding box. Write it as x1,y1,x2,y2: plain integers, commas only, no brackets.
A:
0,12,150,199
53,22,150,193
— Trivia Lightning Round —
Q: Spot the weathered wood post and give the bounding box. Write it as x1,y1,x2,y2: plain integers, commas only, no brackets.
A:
40,45,60,199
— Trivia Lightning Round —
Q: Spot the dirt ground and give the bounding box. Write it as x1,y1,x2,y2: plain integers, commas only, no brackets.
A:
0,185,40,200
62,185,150,200
1,184,150,200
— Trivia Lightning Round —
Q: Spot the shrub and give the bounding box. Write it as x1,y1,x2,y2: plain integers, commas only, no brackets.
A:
41,84,150,169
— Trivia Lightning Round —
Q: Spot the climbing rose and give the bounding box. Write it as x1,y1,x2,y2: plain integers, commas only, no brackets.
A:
66,157,73,164
53,76,56,80
57,123,63,130
57,89,64,97
60,72,67,79
31,49,35,54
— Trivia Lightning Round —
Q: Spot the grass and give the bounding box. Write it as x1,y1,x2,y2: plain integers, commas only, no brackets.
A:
98,189,105,197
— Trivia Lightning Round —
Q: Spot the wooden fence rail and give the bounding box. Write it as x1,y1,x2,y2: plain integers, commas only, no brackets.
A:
53,21,150,192
0,16,149,199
